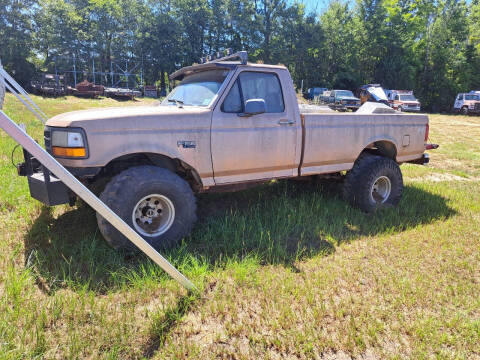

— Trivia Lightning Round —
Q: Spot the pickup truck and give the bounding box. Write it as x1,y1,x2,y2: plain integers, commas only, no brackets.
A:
453,92,480,115
18,52,434,251
327,90,361,111
386,90,421,112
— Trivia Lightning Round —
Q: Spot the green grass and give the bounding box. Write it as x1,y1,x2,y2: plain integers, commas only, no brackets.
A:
1,94,479,359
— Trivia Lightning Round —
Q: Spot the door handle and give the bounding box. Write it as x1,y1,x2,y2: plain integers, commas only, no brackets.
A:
278,119,295,126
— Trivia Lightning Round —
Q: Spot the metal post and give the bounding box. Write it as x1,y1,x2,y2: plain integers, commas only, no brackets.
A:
73,54,77,87
0,66,48,123
141,55,144,88
0,60,5,110
92,57,95,85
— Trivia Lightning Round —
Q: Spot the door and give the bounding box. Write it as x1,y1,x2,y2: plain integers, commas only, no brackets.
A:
211,69,298,184
454,94,463,109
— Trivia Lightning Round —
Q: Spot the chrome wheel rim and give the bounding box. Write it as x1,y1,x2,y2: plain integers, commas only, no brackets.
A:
370,176,392,204
132,194,175,237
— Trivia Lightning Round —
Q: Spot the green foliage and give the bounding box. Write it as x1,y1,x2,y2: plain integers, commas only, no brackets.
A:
0,0,479,109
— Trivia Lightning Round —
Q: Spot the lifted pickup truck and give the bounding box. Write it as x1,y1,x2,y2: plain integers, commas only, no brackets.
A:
19,52,435,251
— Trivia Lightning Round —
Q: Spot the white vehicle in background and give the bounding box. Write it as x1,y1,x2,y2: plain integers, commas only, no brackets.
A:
356,84,390,106
453,92,480,115
386,90,421,112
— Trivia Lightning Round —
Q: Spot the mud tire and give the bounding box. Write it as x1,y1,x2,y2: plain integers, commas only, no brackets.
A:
97,166,196,251
343,154,403,213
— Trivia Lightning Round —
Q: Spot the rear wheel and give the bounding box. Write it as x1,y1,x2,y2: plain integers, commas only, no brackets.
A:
97,165,197,251
343,154,403,212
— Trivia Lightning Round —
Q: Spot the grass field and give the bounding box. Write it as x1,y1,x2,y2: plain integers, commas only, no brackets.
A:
1,94,479,359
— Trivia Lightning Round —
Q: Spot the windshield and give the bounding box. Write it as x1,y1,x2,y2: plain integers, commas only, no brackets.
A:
400,94,416,101
465,94,479,101
336,90,354,97
162,69,229,107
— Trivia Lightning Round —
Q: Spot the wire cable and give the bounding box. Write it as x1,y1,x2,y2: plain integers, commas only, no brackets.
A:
11,144,21,168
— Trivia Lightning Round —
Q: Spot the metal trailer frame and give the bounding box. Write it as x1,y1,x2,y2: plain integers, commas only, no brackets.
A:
0,64,196,292
58,55,144,89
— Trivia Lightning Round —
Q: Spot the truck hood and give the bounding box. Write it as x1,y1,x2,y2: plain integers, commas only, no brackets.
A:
337,96,360,101
46,105,211,129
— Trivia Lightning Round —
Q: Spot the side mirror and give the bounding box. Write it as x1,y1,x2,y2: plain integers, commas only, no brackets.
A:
239,99,266,117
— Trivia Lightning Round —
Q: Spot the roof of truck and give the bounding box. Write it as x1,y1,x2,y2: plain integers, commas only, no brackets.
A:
169,61,287,80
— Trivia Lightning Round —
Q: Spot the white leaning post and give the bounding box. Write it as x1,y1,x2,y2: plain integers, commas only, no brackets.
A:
0,60,4,110
0,65,196,292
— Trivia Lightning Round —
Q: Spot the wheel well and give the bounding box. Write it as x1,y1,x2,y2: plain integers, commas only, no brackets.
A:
98,153,202,191
363,141,397,160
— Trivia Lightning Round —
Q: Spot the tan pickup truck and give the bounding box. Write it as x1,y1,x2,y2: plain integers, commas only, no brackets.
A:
19,52,435,251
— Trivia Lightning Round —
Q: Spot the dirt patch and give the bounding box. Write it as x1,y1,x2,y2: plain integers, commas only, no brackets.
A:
410,173,476,182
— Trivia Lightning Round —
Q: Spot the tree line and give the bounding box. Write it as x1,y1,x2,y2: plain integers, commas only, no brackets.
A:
1,0,479,111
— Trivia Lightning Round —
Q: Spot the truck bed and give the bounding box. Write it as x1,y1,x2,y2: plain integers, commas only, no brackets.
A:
299,112,428,176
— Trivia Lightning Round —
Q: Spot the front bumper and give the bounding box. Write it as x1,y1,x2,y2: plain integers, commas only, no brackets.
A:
329,103,360,111
18,149,75,206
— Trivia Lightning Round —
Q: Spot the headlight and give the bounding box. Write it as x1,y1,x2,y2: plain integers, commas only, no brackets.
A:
51,129,87,158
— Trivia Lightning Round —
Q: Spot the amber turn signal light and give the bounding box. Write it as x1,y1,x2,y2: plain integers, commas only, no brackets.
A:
52,146,86,157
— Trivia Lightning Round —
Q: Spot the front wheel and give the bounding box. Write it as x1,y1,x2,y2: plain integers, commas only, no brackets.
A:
343,154,403,212
97,166,197,251
461,106,469,115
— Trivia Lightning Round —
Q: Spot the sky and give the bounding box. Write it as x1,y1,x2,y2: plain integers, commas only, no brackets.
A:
295,0,341,15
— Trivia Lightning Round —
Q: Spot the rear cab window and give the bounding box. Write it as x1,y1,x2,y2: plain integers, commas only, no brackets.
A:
222,71,285,113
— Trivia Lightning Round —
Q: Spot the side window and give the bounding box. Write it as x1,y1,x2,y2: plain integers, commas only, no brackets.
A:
457,94,463,100
394,95,399,101
221,80,242,113
239,72,285,113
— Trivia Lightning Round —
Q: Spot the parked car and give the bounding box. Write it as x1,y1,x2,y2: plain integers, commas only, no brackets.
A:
356,84,390,106
328,90,361,111
305,87,328,100
453,92,480,115
18,51,435,251
386,90,421,112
